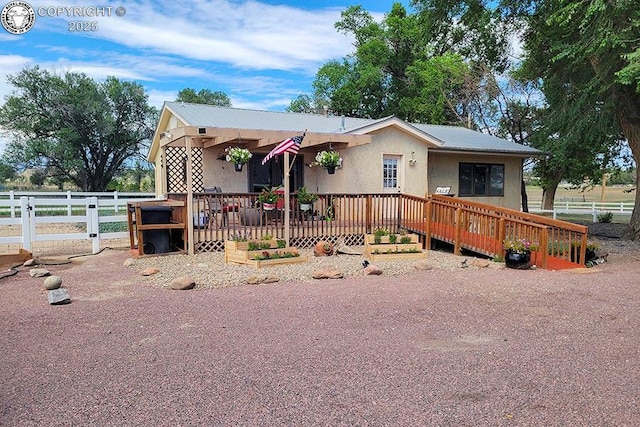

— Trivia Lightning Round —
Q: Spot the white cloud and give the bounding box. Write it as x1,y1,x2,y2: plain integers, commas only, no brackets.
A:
28,0,354,72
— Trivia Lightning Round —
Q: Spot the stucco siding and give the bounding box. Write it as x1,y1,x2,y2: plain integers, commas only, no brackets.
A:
428,152,523,209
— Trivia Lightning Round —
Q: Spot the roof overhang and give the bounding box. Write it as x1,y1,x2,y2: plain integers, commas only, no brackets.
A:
430,147,545,157
157,126,372,152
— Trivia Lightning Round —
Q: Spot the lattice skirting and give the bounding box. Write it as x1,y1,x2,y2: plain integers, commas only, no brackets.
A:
195,234,365,253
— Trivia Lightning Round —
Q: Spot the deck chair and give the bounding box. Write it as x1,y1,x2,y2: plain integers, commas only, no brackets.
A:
203,187,240,227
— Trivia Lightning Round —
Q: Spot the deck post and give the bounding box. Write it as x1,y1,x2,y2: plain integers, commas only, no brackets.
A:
365,195,372,233
424,200,431,250
454,207,462,255
539,227,549,269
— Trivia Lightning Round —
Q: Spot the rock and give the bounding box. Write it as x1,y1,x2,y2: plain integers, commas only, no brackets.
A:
413,260,433,271
246,275,280,285
29,268,50,278
314,241,334,257
48,288,71,305
363,264,383,275
43,275,62,290
471,259,490,268
312,269,343,279
141,268,159,276
23,258,36,267
122,258,135,267
170,276,196,290
336,245,362,255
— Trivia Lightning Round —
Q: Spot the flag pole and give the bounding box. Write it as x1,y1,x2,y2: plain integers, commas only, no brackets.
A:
284,151,290,245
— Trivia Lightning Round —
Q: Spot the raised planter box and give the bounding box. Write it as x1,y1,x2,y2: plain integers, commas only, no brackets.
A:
225,240,308,268
363,233,426,262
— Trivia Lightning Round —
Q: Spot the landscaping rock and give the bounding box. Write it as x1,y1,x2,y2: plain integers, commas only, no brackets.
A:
336,245,361,255
246,275,280,285
29,268,50,278
141,268,159,276
312,269,343,279
23,259,36,267
364,264,383,275
48,288,71,305
472,259,490,268
43,275,62,290
413,260,433,271
123,258,135,267
170,276,196,290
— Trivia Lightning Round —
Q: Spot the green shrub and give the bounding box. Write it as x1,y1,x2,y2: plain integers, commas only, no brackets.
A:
597,212,613,223
400,236,411,244
388,233,397,244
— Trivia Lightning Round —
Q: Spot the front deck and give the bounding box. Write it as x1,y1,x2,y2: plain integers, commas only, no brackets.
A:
162,192,588,270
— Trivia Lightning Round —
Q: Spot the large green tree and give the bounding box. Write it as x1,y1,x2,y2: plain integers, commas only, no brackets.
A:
175,88,232,106
413,0,640,238
515,0,640,237
290,4,470,124
0,66,156,191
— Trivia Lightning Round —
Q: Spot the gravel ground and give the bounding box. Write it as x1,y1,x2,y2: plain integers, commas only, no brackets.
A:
129,245,496,289
2,235,640,426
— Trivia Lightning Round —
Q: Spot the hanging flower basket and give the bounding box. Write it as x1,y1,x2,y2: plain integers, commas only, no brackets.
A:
225,147,252,168
315,150,342,174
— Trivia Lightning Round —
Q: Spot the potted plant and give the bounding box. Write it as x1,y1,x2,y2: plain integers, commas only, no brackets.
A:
225,147,252,171
296,186,318,211
257,187,281,210
315,150,342,174
503,237,538,269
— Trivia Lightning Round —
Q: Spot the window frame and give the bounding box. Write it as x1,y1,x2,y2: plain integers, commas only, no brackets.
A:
458,162,505,197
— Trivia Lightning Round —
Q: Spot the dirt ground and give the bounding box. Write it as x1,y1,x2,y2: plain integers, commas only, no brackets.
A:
2,231,640,426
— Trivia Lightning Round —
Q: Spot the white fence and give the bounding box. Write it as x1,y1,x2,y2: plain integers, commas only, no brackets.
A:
528,200,634,221
0,192,156,254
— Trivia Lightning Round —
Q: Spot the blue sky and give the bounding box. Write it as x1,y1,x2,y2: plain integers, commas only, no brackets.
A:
0,0,411,111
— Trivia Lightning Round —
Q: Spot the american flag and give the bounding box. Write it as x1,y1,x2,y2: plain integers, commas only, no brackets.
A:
261,132,305,165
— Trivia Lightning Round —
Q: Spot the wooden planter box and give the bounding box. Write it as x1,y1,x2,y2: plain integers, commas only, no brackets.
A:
364,233,426,262
225,240,308,268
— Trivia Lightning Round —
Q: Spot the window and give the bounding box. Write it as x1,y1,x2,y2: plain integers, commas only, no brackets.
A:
459,163,504,196
383,156,399,189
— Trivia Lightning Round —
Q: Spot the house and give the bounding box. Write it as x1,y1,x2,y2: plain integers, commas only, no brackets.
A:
148,101,540,209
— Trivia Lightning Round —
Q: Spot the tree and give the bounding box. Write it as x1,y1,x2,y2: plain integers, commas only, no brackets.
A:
286,94,326,114
413,0,640,239
300,4,471,123
515,0,640,238
0,159,16,182
175,88,232,106
0,66,156,191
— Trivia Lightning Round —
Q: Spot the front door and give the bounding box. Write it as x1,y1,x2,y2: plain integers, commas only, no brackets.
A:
249,154,304,192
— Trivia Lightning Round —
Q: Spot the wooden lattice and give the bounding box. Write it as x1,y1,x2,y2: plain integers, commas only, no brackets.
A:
195,234,365,253
195,240,225,253
166,147,204,193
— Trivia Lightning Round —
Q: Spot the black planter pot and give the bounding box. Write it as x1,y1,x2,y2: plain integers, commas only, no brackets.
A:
505,250,532,269
327,165,336,174
234,163,243,172
570,247,597,264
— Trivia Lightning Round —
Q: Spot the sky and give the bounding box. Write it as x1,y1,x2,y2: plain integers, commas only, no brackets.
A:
0,0,411,110
0,0,415,153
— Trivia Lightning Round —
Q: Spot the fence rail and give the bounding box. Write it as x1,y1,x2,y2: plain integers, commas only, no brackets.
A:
528,200,634,221
0,191,155,218
0,193,157,254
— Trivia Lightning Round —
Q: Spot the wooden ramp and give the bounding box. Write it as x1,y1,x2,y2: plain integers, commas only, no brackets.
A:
401,195,588,270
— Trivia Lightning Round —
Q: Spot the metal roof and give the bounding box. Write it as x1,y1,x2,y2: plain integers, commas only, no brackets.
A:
412,123,541,155
165,102,540,156
165,101,372,134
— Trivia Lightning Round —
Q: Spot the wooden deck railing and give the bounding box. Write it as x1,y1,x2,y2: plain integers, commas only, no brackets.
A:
168,192,589,269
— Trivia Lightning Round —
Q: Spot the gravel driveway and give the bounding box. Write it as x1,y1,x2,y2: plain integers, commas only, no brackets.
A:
2,243,640,426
